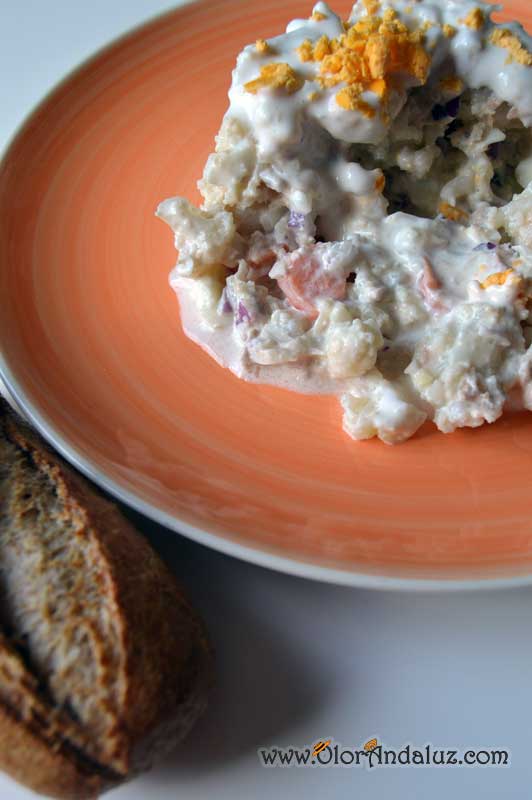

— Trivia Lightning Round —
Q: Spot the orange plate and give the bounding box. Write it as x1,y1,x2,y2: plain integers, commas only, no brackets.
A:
1,0,531,589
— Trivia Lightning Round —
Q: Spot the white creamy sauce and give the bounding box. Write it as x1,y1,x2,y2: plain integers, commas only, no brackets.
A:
175,277,353,394
158,0,532,444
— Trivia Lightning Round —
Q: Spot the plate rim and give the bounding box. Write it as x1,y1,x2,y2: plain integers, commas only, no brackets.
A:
2,1,532,593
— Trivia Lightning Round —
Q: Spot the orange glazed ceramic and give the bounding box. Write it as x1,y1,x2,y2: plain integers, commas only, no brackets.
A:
1,0,532,589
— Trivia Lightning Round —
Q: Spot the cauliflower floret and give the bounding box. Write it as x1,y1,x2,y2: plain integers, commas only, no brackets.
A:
469,202,504,236
406,302,525,433
518,344,532,410
325,317,383,379
440,156,496,212
350,266,386,305
247,308,313,365
157,196,236,277
393,285,428,327
185,275,226,328
311,300,386,378
199,117,260,211
501,184,532,249
516,155,532,189
341,371,427,445
433,369,507,432
396,144,440,179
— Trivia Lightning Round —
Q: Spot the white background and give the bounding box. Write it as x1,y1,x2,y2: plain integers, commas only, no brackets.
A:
2,2,532,798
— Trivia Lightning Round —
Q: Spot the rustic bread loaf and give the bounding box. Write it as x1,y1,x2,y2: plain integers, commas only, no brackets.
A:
0,399,212,799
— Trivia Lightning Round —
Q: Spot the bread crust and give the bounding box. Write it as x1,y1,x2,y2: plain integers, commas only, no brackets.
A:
0,704,101,799
0,705,113,800
0,399,213,798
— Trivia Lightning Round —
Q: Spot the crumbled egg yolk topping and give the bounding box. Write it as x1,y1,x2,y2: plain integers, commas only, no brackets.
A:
490,28,532,66
460,8,485,31
439,202,469,222
297,8,431,113
363,0,381,14
244,63,305,94
480,269,515,289
440,76,464,94
314,34,332,61
245,5,530,113
337,94,377,116
297,39,315,62
255,39,272,55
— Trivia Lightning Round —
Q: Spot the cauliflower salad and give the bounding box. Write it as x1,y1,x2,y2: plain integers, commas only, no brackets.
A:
157,0,532,444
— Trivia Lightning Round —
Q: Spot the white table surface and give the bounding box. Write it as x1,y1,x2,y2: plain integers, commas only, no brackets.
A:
3,2,532,798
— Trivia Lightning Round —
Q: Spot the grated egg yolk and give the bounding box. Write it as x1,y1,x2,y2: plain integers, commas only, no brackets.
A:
460,8,485,30
297,7,431,112
255,39,272,55
440,76,463,94
244,63,305,94
439,202,469,222
480,269,515,289
490,28,532,66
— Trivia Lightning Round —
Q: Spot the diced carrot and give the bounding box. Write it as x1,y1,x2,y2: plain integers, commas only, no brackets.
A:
421,259,440,291
277,251,347,317
417,259,448,313
248,250,277,277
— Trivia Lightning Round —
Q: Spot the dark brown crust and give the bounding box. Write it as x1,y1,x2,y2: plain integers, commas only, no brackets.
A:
0,399,213,797
0,633,121,799
0,704,111,800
